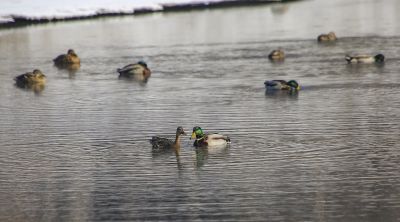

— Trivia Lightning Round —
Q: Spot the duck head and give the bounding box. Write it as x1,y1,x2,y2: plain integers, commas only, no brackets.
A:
328,32,337,40
287,80,300,90
191,126,205,139
67,49,77,56
375,54,385,63
176,126,186,136
32,69,46,80
138,61,148,68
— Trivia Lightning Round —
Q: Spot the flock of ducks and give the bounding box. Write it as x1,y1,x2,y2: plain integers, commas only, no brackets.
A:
13,31,385,154
13,49,152,91
264,31,385,91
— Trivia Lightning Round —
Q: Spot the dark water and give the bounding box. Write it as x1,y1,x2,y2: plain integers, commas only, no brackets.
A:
1,0,400,221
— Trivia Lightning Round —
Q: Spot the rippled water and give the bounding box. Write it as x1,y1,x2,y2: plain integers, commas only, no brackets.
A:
1,0,400,221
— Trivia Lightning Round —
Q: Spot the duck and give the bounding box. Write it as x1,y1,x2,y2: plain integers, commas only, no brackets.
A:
53,49,81,67
264,80,300,91
317,32,337,42
14,69,46,86
191,126,230,147
117,61,151,81
268,49,285,61
150,127,186,153
345,54,385,64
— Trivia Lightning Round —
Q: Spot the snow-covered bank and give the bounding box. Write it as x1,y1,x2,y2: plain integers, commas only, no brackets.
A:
0,0,294,27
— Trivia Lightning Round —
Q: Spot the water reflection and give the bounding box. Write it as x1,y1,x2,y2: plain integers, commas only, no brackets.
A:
14,82,46,94
1,0,400,221
118,75,150,85
265,89,299,99
270,4,289,15
193,146,229,169
54,64,80,79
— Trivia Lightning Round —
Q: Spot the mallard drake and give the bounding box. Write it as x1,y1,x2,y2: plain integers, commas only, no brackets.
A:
14,69,46,86
264,80,300,91
150,127,186,152
53,49,81,67
117,61,151,81
268,49,285,61
345,54,385,64
191,126,230,147
317,32,337,42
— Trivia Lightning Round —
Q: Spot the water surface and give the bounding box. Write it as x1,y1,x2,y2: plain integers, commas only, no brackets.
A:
1,0,400,221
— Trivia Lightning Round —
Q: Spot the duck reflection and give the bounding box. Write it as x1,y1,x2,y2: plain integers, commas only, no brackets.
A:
265,88,299,99
270,4,289,15
193,145,229,169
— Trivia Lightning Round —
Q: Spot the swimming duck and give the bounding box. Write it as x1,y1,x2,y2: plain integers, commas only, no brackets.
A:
14,69,46,86
53,49,81,67
150,127,186,152
317,32,337,42
191,126,230,147
264,80,300,91
345,54,385,64
268,49,285,61
117,61,151,81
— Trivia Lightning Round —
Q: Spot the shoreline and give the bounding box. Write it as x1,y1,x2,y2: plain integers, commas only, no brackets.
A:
0,0,300,29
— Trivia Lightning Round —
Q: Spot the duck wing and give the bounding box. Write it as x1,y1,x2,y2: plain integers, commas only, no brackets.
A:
150,136,173,151
53,54,68,63
117,64,142,74
265,80,287,89
207,134,230,142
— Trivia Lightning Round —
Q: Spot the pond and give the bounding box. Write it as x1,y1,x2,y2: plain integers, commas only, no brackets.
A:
0,0,399,221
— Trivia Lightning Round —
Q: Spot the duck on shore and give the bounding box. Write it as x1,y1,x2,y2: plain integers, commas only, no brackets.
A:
268,49,285,61
264,80,300,91
117,61,151,81
150,127,186,154
317,32,337,42
345,54,385,64
53,49,81,68
191,126,230,147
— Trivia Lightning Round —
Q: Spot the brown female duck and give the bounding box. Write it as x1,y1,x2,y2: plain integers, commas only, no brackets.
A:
150,127,186,153
317,32,337,42
268,49,285,61
14,69,46,86
53,49,81,67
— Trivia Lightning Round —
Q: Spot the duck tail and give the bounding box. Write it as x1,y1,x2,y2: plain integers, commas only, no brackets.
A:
345,55,352,63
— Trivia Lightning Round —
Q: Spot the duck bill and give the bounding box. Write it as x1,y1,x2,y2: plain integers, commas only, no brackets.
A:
191,132,196,139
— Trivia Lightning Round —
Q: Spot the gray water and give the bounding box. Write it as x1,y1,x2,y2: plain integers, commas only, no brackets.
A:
1,0,400,221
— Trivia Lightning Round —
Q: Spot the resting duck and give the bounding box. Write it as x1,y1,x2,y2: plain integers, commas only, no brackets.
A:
345,54,385,64
14,69,46,86
264,80,300,91
191,126,230,147
150,127,186,153
117,61,151,81
268,49,285,61
53,49,81,67
317,32,337,42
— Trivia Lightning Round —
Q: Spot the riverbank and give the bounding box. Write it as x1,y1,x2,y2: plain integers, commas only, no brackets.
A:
0,0,300,29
